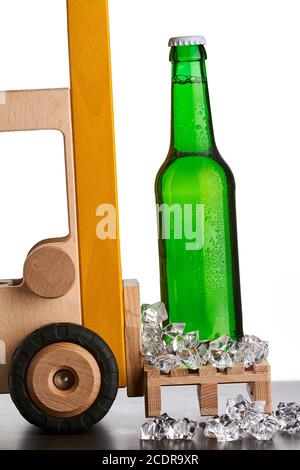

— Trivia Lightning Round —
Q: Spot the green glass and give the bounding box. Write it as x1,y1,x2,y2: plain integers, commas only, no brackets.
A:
155,43,243,340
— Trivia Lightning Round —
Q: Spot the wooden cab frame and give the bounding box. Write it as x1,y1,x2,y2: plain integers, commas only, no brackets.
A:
0,88,82,393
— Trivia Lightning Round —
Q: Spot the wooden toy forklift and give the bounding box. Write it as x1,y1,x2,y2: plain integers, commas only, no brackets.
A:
0,0,272,434
0,0,144,434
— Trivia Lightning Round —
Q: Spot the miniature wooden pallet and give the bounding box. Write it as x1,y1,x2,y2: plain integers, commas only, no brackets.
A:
144,361,272,417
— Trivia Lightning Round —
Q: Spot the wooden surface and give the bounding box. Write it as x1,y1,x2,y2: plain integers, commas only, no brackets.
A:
0,89,82,393
123,280,144,397
24,247,76,299
67,0,126,386
26,342,101,418
0,382,298,450
144,361,272,417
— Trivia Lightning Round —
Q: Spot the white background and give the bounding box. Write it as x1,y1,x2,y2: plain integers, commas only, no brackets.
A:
0,0,299,380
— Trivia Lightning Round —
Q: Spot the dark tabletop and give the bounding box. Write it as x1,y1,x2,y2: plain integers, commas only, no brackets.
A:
0,381,299,450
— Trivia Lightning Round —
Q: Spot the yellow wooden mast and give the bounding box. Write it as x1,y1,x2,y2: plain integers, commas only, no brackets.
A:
67,0,126,386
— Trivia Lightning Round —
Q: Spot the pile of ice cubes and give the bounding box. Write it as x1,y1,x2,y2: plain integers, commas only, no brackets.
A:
141,302,269,373
140,396,300,442
140,414,198,441
202,395,279,441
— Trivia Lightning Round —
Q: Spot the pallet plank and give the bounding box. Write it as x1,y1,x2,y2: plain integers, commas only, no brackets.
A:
252,380,272,414
198,384,218,416
171,367,189,378
226,362,245,375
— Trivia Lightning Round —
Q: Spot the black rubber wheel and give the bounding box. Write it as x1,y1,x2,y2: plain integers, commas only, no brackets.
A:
8,323,119,434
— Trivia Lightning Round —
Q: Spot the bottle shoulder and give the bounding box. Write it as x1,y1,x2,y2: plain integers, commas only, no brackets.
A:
157,151,235,181
155,151,236,201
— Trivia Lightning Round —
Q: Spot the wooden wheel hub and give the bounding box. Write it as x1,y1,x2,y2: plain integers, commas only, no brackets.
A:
26,342,101,418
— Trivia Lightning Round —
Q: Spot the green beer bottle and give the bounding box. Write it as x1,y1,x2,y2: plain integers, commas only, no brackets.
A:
155,36,243,340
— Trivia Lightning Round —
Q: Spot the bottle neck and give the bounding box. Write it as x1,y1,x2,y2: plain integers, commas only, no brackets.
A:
170,45,215,155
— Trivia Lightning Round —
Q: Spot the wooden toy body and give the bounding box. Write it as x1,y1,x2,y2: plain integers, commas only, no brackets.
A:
0,0,127,394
